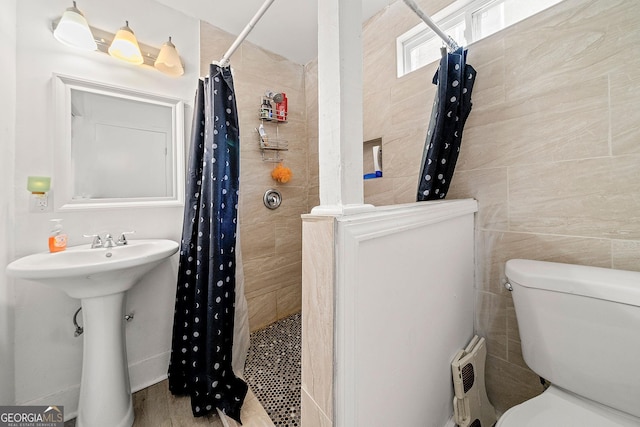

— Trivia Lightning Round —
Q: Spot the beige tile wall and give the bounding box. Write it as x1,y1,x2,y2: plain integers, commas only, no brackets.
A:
355,0,640,414
301,216,335,427
305,59,320,210
200,23,308,331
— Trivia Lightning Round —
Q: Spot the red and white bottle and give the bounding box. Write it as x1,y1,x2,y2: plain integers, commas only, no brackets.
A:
275,93,288,122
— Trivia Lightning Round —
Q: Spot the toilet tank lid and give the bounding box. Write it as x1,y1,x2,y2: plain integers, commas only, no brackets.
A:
505,259,640,307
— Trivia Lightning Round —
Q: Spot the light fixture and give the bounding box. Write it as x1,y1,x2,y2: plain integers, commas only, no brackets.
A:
27,176,51,194
51,12,185,77
154,37,185,77
108,21,144,65
53,1,97,51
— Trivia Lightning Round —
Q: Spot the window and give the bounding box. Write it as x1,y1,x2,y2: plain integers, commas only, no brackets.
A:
397,0,563,77
402,14,467,75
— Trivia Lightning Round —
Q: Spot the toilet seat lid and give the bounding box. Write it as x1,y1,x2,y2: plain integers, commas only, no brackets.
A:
496,386,640,427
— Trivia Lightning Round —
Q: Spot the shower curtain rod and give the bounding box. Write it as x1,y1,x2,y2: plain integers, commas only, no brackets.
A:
212,0,456,68
213,0,275,67
402,0,460,51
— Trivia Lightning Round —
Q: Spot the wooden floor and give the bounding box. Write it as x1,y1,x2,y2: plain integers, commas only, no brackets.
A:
64,380,274,427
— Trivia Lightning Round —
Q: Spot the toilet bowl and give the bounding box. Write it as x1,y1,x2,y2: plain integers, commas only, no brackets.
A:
496,386,640,427
497,259,640,427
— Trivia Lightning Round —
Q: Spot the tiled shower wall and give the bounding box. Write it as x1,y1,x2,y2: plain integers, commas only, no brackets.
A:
304,59,320,210
200,23,309,331
358,0,640,413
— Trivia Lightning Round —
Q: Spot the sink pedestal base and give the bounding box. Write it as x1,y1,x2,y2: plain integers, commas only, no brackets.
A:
76,292,134,427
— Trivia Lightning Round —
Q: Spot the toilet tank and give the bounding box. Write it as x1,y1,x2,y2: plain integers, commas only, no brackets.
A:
505,259,640,418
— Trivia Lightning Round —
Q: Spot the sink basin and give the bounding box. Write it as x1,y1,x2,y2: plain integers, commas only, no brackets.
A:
7,239,178,299
6,239,178,427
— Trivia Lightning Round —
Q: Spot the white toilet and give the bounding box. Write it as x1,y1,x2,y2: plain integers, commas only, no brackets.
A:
497,259,640,427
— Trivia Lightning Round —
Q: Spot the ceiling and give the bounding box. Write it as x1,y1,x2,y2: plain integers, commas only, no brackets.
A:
155,0,397,65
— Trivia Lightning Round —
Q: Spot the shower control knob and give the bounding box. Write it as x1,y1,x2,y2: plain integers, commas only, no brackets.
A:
263,189,282,210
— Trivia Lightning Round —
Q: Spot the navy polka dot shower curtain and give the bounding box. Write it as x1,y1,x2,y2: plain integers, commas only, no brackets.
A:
168,64,247,423
417,48,476,201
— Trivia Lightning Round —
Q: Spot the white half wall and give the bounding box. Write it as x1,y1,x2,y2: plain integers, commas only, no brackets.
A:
334,200,477,426
11,0,199,417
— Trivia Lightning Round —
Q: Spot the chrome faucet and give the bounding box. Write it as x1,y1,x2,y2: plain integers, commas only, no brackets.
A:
84,234,103,249
117,231,135,246
103,234,117,248
85,231,135,248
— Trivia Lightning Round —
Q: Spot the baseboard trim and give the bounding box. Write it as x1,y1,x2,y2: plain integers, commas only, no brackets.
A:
19,351,171,422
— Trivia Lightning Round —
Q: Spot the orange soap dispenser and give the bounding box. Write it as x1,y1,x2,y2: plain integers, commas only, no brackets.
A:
48,219,67,253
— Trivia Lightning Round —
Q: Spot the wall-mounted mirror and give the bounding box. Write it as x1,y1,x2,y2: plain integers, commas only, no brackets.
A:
53,74,185,210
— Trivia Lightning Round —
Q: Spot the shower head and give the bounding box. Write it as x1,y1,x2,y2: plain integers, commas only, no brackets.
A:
272,93,284,103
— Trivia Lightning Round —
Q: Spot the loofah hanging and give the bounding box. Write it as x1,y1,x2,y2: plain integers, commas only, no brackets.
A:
271,163,292,183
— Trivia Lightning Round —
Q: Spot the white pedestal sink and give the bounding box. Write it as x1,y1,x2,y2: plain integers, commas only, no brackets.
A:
6,239,179,427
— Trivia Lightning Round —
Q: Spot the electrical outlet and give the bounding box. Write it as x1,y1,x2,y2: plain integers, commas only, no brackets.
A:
29,193,52,213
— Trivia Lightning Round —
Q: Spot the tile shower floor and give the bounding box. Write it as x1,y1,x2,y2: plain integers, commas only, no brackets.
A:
245,312,302,427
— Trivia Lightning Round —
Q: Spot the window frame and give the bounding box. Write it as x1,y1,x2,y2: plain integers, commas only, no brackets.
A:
396,0,562,77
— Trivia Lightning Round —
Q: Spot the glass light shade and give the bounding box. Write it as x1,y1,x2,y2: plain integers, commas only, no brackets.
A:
108,22,144,65
27,176,51,194
154,37,184,77
53,2,97,51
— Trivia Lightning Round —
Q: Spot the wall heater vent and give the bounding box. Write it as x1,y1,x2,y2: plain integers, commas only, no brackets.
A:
461,362,475,392
452,336,497,427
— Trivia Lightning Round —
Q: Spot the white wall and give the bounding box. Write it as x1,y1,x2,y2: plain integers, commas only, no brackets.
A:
11,0,199,416
0,0,17,406
334,200,477,426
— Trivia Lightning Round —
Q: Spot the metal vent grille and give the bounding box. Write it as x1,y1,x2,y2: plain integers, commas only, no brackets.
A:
462,362,475,393
452,336,497,427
